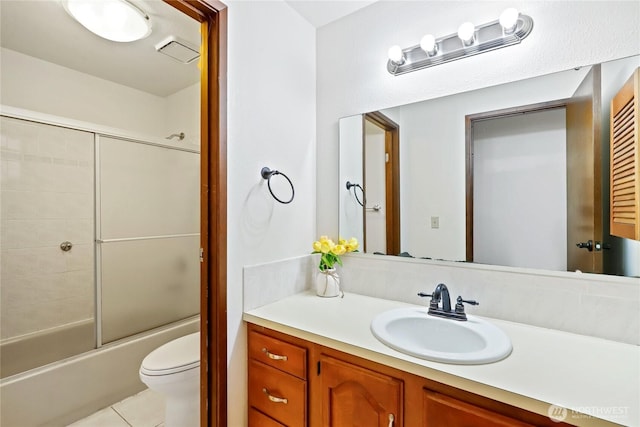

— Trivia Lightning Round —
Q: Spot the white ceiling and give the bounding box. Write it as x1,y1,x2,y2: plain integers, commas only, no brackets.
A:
0,0,201,97
0,1,375,97
285,0,377,28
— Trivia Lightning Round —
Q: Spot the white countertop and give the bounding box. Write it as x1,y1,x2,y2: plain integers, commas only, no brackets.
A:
243,291,640,427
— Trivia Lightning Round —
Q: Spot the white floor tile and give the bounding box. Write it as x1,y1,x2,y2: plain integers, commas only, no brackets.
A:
112,389,165,427
67,407,130,427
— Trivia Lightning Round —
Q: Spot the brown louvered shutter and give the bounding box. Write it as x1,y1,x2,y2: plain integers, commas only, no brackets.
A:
610,68,640,241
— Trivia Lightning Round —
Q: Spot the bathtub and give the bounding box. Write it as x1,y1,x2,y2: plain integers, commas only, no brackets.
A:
0,317,199,426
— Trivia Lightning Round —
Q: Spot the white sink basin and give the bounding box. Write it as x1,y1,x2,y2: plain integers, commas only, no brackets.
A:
370,307,512,364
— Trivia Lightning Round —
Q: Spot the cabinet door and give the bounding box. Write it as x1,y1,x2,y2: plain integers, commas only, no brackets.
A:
320,355,402,427
423,390,534,427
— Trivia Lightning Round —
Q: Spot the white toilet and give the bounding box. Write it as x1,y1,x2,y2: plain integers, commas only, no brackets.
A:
139,332,200,427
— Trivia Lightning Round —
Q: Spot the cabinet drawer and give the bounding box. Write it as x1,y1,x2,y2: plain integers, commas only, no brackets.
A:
249,360,306,427
249,408,286,427
249,330,307,379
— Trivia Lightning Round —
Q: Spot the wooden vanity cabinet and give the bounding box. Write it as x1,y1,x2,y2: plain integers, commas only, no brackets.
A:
247,323,573,427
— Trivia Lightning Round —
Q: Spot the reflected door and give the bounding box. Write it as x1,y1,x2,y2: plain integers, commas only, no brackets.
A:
566,65,604,273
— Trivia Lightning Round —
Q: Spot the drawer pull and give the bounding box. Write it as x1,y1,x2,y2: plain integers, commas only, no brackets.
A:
262,388,288,404
262,347,288,361
388,414,394,427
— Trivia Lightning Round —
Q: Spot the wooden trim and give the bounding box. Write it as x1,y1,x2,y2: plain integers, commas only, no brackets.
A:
164,1,227,426
464,99,568,262
364,112,401,255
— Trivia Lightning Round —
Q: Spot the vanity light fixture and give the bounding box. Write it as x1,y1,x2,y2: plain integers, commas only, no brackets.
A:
387,8,533,76
62,0,152,43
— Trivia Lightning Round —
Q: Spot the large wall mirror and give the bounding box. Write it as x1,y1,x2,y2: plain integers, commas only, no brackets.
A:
340,54,640,278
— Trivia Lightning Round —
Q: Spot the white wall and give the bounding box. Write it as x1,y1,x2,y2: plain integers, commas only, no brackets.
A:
339,115,364,244
165,82,200,148
0,48,167,137
318,1,640,236
226,2,316,425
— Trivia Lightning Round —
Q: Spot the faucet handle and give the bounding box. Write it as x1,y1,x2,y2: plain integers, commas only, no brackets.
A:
418,292,440,310
457,296,479,306
455,296,479,315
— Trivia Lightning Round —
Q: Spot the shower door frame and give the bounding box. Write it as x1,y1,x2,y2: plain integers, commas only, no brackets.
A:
165,1,228,426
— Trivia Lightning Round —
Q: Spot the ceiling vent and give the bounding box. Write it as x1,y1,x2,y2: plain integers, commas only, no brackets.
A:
155,36,199,64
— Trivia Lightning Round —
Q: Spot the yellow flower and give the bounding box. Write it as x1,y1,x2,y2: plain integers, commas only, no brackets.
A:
320,239,334,254
345,237,359,252
312,235,358,270
332,245,346,256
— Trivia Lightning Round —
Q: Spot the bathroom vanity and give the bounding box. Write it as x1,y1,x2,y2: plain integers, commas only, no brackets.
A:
244,291,639,427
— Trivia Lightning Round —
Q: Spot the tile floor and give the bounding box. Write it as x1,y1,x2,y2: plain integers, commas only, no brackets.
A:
67,389,164,427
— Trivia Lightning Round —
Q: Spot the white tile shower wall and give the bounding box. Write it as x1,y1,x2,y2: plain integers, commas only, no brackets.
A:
243,255,315,311
338,254,640,345
0,116,95,340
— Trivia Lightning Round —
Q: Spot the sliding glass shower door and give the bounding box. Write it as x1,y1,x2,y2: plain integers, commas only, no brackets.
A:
0,116,95,377
97,136,200,344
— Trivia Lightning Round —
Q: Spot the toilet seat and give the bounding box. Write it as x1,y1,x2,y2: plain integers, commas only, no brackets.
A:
140,332,200,376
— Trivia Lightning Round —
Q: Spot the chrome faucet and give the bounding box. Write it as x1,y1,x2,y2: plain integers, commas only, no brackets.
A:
418,283,479,321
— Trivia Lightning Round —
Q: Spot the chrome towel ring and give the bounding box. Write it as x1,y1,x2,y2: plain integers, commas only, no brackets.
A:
261,167,295,204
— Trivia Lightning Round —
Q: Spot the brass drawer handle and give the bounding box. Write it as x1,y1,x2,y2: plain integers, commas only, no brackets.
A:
262,388,288,404
262,347,288,361
388,413,395,427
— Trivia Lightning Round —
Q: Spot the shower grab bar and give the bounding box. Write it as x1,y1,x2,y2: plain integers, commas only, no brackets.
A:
96,233,199,243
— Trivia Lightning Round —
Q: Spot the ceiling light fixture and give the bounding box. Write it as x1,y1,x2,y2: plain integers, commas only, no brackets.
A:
387,8,533,76
63,0,152,43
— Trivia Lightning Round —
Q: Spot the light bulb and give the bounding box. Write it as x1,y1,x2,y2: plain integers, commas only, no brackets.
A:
420,34,437,56
388,45,405,65
499,8,519,33
457,22,476,45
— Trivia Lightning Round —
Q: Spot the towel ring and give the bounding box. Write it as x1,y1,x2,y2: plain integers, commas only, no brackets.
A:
346,181,366,207
261,167,295,204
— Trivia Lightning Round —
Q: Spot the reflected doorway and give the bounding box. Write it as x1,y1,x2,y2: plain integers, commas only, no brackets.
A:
465,65,604,273
363,112,400,255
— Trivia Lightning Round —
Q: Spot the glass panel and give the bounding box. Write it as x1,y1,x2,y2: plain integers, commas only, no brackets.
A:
99,136,199,239
100,236,200,343
97,136,200,343
0,116,95,378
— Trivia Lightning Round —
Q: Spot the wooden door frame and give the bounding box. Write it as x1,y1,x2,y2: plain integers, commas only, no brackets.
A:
164,1,227,426
364,112,401,255
465,99,567,262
